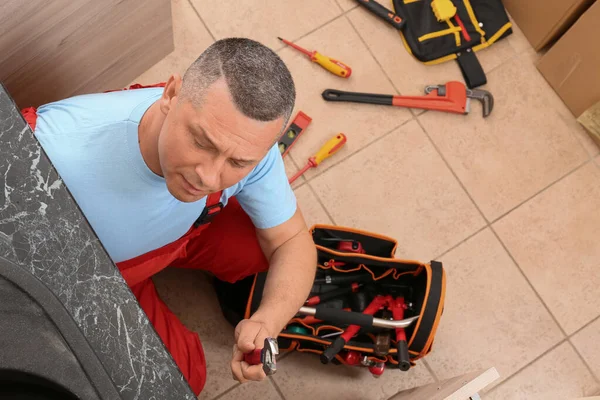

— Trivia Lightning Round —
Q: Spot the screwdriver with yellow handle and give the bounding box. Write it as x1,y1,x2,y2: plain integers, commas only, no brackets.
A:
278,37,352,78
289,133,347,184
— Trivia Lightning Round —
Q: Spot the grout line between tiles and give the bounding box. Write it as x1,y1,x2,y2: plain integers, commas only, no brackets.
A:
489,226,568,338
492,208,600,391
210,383,240,400
274,4,360,54
483,338,569,397
567,339,600,386
306,182,338,225
413,116,591,386
568,314,600,340
301,116,416,185
413,117,597,344
489,159,592,225
433,225,488,260
292,180,308,191
269,376,288,400
421,359,440,382
288,12,347,47
288,153,301,171
414,118,490,223
344,14,402,97
186,0,217,42
485,51,521,77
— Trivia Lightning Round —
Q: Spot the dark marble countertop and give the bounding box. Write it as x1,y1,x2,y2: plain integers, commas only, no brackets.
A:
0,83,196,400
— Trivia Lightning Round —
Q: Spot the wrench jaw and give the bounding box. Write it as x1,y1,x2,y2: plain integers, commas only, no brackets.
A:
466,88,494,118
262,338,279,376
424,84,446,97
425,83,494,117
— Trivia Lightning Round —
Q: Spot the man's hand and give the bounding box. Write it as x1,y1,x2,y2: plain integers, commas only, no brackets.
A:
230,318,272,383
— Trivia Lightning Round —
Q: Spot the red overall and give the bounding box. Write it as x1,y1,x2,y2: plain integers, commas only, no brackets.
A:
22,104,268,396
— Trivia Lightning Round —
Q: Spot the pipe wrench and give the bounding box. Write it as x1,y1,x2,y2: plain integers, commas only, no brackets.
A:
322,81,494,117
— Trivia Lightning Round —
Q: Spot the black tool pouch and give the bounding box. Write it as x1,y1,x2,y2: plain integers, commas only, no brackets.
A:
392,0,512,88
213,225,446,373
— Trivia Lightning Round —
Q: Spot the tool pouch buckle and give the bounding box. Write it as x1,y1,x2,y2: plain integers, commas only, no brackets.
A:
194,202,223,227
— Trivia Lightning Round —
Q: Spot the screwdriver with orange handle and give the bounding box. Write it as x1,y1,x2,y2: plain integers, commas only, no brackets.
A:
289,133,347,184
278,37,352,78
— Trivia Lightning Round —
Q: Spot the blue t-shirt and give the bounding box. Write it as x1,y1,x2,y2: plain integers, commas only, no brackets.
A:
34,88,297,263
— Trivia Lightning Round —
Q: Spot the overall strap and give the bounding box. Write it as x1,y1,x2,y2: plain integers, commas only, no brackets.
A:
194,191,224,227
21,107,38,130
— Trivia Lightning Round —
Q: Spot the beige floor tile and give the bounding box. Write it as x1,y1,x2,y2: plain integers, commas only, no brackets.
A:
309,120,484,260
420,54,589,221
424,229,563,385
494,162,600,334
189,0,341,50
279,16,413,181
485,342,599,400
337,0,356,12
572,317,600,380
218,380,282,400
133,0,214,84
346,6,516,99
294,184,333,228
153,269,238,399
272,352,434,400
506,15,534,55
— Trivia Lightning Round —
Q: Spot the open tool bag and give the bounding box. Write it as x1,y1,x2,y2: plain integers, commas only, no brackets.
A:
391,0,512,88
213,225,446,375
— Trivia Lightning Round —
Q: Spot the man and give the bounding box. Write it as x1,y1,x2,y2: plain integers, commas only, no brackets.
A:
29,38,317,395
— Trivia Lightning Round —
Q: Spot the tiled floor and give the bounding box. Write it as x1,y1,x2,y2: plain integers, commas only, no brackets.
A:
135,0,600,398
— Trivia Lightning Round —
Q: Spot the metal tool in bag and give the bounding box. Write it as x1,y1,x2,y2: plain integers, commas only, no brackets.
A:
298,296,418,365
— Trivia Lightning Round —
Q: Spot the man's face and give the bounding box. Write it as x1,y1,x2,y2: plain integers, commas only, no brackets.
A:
157,78,284,203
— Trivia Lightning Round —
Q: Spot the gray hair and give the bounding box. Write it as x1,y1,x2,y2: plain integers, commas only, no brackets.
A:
180,38,296,133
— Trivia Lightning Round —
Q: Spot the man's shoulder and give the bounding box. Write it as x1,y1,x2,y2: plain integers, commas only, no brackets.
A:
35,87,163,135
246,143,284,182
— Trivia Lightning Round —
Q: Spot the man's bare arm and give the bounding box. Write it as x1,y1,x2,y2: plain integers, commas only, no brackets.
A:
229,207,316,383
251,207,317,335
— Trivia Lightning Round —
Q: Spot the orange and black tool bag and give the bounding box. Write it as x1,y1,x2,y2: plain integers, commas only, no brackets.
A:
391,0,512,88
213,225,446,373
